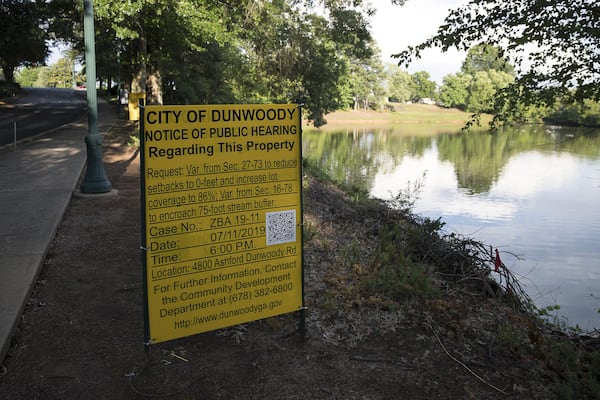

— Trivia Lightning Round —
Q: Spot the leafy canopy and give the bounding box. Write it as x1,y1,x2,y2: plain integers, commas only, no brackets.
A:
438,45,515,113
386,67,412,103
461,44,514,76
44,0,380,126
394,0,600,126
0,0,48,83
410,71,436,102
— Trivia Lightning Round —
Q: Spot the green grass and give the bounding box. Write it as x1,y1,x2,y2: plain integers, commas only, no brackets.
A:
311,103,493,131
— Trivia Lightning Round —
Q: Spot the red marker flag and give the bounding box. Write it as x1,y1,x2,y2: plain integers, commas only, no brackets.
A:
494,248,502,272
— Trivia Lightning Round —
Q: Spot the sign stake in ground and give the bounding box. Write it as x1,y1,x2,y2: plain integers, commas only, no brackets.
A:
140,104,304,344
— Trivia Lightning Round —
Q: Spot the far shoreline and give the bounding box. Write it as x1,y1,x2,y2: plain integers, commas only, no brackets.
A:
307,103,492,131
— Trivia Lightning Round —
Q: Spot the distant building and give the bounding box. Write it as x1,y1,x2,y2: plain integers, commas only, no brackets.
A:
420,98,436,105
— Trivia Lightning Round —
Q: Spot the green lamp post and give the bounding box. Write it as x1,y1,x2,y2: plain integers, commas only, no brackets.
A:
79,0,113,194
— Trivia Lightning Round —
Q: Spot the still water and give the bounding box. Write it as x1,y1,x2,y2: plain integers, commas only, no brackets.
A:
303,124,600,331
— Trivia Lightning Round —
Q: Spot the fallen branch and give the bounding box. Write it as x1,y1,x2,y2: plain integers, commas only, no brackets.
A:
429,323,508,396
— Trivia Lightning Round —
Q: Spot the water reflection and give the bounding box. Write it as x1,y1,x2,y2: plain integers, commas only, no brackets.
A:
303,125,600,330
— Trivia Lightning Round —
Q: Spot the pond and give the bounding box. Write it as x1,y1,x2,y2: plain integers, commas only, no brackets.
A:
303,123,600,331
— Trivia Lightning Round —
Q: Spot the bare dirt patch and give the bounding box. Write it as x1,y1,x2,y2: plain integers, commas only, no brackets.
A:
0,120,565,399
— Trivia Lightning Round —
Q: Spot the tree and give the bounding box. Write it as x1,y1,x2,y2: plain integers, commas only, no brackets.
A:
47,57,74,88
45,0,380,125
92,0,233,104
15,66,41,87
394,0,600,126
438,73,471,109
410,71,436,102
347,49,385,110
0,0,48,83
386,66,412,103
439,45,515,112
461,44,514,76
439,70,514,113
466,71,495,113
234,2,377,125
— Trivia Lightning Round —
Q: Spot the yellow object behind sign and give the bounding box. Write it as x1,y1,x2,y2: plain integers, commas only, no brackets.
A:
128,92,146,121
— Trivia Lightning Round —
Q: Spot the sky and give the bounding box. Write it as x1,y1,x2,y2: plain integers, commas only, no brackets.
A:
370,0,466,83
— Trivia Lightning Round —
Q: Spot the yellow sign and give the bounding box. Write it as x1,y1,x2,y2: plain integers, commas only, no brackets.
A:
128,92,146,121
140,104,303,344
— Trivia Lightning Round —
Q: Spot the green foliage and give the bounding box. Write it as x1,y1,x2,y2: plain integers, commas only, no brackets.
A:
347,50,386,111
467,71,496,113
46,57,74,88
127,134,140,149
394,0,600,127
45,0,82,44
439,45,515,113
410,71,436,102
0,0,49,83
17,51,83,89
439,69,514,113
384,65,438,105
302,220,319,243
438,73,471,110
364,258,435,301
328,7,373,60
537,305,575,333
496,324,525,354
494,303,600,399
385,66,412,103
341,240,362,268
545,100,600,127
44,0,379,125
364,226,438,301
15,67,41,87
15,65,63,88
545,104,585,127
386,171,427,214
545,340,600,399
403,217,446,255
461,44,514,76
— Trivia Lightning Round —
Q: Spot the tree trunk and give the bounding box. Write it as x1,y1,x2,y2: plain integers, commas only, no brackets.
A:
146,66,163,105
131,36,147,98
2,65,15,84
129,31,163,106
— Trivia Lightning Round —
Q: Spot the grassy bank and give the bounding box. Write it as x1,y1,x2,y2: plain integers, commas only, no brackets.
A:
310,103,493,131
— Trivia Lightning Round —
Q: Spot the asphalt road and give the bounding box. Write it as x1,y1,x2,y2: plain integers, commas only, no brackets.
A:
0,87,87,148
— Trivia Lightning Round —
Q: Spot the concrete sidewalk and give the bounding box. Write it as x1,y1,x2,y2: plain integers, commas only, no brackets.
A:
0,101,123,363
